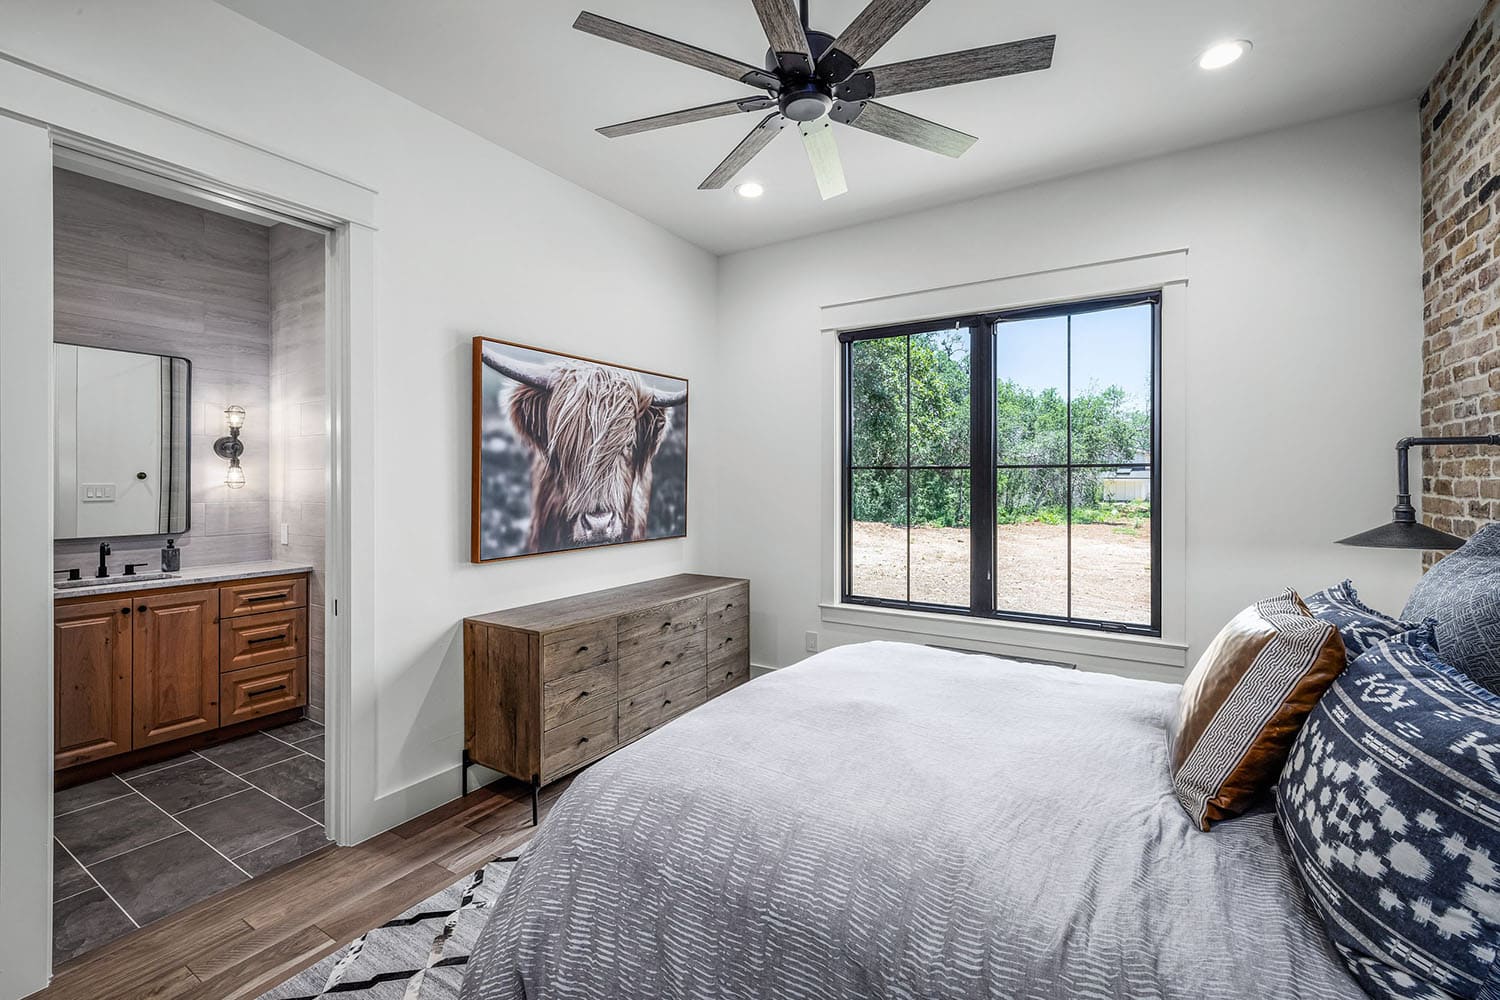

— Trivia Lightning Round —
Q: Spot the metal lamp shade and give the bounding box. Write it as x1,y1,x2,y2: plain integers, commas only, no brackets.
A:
1336,520,1467,550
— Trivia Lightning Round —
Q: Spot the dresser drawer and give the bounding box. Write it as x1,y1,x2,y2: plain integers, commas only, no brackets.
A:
542,704,617,781
708,659,751,698
220,659,306,725
543,660,618,730
707,615,749,667
619,596,705,651
619,628,706,699
220,575,307,617
704,584,749,628
542,620,617,680
220,608,307,672
620,671,706,743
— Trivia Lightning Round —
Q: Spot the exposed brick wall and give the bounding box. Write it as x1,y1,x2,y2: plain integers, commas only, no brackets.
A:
1421,3,1500,553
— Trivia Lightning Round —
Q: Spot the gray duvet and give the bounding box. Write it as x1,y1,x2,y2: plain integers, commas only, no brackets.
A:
462,641,1366,1000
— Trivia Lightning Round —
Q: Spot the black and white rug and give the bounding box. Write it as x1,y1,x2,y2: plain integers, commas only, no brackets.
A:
255,855,518,999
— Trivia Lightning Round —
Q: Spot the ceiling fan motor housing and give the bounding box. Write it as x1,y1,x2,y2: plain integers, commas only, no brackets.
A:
768,29,837,122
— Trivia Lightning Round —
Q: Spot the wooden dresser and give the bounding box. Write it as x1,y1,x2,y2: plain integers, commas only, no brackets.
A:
54,570,310,778
463,574,750,821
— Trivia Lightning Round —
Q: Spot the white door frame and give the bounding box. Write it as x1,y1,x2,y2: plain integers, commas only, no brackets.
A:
0,55,378,996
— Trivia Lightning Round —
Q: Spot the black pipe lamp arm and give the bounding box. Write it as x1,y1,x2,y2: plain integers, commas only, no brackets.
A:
1338,434,1500,550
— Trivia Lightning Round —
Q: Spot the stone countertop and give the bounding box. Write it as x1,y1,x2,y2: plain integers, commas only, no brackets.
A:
53,560,314,600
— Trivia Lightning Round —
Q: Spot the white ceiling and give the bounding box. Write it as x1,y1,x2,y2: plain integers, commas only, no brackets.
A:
216,0,1477,255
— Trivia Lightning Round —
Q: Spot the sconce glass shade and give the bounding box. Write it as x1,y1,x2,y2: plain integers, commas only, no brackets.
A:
224,405,246,430
224,462,246,489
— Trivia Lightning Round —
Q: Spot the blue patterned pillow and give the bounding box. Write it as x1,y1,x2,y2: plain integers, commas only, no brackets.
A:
1404,524,1500,694
1276,629,1500,1000
1306,580,1428,661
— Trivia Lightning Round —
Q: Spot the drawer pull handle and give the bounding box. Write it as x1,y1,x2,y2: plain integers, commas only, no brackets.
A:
248,633,288,645
249,684,288,698
577,645,589,653
246,592,288,604
660,621,671,631
578,736,589,746
663,699,672,707
579,690,590,699
661,660,672,668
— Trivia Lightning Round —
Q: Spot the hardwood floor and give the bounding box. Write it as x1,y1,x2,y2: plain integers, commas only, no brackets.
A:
32,776,571,1000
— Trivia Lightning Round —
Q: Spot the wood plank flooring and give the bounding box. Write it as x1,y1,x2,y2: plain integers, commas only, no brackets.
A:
30,776,571,1000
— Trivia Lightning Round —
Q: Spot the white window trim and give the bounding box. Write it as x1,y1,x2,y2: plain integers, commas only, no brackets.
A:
818,250,1190,676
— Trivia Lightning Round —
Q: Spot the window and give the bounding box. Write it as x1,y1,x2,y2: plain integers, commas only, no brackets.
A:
841,294,1160,635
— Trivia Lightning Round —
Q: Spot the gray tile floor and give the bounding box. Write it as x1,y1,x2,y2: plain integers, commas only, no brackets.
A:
52,719,329,965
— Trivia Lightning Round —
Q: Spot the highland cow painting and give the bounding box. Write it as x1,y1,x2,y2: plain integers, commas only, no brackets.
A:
471,337,688,562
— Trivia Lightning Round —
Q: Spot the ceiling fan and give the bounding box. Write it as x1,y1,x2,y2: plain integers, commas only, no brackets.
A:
573,0,1056,200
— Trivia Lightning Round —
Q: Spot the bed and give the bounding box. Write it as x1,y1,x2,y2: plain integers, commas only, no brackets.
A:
461,641,1367,1000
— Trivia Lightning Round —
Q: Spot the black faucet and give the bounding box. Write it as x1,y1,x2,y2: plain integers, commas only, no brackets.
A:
96,541,111,579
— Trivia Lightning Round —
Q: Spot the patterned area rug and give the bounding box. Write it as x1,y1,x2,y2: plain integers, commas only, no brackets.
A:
255,855,519,999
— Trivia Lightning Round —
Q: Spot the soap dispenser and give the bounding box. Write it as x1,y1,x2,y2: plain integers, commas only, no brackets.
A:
161,537,180,572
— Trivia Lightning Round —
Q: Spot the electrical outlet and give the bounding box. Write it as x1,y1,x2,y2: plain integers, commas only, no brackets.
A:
280,523,289,545
805,631,819,653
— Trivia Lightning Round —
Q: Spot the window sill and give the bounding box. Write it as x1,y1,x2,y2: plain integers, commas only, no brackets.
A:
818,602,1189,674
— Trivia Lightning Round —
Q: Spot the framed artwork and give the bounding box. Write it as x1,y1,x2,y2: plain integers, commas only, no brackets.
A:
471,337,689,562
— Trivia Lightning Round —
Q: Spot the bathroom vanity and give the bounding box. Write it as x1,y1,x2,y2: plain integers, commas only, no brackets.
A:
53,563,313,778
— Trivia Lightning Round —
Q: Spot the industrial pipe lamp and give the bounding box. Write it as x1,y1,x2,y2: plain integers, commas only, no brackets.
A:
1337,435,1500,549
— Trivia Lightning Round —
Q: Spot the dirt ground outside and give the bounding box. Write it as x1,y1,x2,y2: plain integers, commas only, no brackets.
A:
851,519,1153,625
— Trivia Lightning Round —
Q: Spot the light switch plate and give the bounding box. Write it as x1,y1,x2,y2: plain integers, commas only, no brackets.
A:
80,483,116,502
804,631,818,653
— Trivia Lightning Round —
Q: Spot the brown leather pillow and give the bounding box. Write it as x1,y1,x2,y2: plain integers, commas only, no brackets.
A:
1168,589,1346,830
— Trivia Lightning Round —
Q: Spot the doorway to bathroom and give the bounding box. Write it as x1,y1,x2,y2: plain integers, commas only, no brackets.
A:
46,155,337,966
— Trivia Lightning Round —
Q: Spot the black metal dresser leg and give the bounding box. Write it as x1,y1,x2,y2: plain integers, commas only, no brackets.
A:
531,777,540,827
461,749,472,797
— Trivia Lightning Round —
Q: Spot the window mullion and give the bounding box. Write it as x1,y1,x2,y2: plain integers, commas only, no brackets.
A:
970,319,995,617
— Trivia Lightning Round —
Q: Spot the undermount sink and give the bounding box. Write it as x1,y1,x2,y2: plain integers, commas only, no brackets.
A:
54,572,179,590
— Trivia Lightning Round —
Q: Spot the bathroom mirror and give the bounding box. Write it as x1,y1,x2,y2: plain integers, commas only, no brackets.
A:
54,344,191,539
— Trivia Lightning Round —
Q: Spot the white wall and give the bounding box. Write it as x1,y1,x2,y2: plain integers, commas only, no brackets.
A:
710,103,1427,674
0,0,718,835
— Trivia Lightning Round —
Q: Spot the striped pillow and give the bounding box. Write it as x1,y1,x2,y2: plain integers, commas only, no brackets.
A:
1168,590,1347,830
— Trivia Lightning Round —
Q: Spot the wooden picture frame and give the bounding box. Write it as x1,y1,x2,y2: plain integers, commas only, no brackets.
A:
471,337,689,563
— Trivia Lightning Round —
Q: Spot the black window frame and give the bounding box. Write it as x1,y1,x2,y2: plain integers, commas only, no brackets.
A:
840,291,1163,637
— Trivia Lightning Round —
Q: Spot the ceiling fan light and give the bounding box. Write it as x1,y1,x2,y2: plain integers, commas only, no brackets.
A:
735,181,765,199
1198,39,1251,70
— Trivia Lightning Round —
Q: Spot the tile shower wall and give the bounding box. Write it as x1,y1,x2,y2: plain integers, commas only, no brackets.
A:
53,169,273,570
268,225,327,722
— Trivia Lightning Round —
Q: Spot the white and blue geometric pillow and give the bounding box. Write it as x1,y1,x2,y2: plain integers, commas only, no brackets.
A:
1276,629,1500,1000
1305,579,1430,661
1403,523,1500,695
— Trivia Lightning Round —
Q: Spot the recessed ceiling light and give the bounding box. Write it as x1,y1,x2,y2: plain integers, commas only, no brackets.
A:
1199,39,1251,70
735,181,765,199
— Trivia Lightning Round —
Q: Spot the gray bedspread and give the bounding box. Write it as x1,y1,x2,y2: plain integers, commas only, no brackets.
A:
462,641,1366,1000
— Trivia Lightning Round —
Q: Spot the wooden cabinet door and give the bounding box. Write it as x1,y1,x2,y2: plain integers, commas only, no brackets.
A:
55,599,133,768
132,588,220,748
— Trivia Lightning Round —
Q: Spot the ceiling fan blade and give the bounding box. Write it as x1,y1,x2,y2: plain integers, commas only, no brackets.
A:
855,35,1055,99
832,100,976,158
752,0,814,75
818,0,931,83
599,96,777,138
799,118,848,200
700,113,786,190
574,11,779,90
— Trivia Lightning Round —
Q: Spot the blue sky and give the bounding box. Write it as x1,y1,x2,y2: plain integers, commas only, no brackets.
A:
995,303,1154,412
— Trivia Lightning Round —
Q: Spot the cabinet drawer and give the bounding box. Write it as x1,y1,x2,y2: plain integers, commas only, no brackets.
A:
619,596,705,651
707,615,749,667
220,608,307,672
542,704,617,781
220,575,307,617
543,660,618,730
542,620,617,680
619,628,706,699
708,659,751,698
221,659,306,725
620,671,706,743
704,584,749,628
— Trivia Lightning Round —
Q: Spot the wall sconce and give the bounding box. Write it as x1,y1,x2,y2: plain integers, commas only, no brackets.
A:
1337,434,1500,549
214,405,247,489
